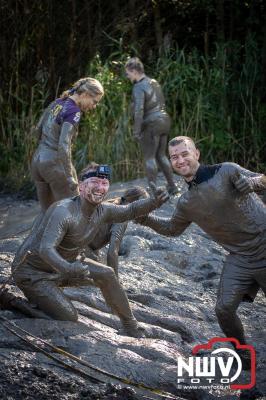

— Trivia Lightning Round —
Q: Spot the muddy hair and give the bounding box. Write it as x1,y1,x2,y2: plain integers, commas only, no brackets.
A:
168,136,197,148
125,57,145,74
60,77,104,99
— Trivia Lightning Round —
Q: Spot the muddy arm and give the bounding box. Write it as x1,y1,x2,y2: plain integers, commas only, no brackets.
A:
58,122,78,190
107,223,127,276
230,164,266,194
102,190,169,224
39,207,73,273
136,203,191,237
132,85,145,139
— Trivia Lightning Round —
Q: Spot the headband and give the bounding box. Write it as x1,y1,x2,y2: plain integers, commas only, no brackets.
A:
81,165,111,182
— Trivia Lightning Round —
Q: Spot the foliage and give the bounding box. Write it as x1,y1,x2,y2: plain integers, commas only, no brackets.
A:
0,37,265,193
153,36,265,170
73,53,143,182
0,78,49,192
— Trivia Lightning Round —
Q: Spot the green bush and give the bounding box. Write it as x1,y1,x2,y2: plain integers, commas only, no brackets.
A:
0,36,265,194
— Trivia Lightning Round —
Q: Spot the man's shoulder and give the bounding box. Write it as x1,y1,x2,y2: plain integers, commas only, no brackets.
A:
101,201,115,211
134,76,151,89
219,162,241,174
94,202,109,217
175,191,192,209
47,197,76,217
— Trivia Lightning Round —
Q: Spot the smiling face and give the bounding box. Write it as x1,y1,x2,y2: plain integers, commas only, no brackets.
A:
169,140,200,181
79,176,110,204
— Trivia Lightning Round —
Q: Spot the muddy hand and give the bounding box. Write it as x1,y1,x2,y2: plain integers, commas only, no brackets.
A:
150,182,169,205
232,171,254,195
66,261,90,279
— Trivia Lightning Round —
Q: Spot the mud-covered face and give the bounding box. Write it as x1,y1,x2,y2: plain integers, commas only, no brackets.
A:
79,176,109,204
169,141,200,181
78,93,102,112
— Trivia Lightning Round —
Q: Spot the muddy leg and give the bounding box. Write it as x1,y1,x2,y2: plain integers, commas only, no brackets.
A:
83,258,144,336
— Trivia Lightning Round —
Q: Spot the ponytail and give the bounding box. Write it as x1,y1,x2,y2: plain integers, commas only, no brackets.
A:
60,77,104,99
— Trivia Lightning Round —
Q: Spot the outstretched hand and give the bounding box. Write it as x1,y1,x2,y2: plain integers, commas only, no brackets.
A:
149,182,169,205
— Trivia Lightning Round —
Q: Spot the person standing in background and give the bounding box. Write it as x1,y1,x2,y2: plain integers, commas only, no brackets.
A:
125,57,178,195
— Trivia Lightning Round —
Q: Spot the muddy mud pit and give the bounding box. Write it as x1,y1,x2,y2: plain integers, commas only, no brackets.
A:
0,174,265,399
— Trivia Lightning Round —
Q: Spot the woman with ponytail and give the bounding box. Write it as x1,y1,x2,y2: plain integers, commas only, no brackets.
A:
31,77,104,211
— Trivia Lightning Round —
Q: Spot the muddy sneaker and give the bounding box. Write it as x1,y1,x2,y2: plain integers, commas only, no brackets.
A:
119,319,147,338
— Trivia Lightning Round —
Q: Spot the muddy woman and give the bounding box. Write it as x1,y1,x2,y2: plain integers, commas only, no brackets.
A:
31,77,104,211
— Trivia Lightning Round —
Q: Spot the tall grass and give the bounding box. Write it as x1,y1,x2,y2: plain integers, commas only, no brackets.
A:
74,54,142,182
154,37,265,169
0,78,49,193
1,36,265,194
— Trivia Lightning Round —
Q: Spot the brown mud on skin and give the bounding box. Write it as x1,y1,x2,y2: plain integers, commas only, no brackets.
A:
0,173,265,399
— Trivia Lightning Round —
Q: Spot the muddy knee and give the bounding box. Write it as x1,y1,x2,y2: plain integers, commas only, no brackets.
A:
93,266,117,285
17,281,78,322
58,307,78,322
42,302,78,322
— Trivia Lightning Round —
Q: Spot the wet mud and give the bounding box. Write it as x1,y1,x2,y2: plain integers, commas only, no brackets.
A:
0,174,265,399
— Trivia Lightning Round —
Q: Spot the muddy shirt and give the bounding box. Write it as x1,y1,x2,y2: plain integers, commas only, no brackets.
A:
131,76,169,137
84,222,127,274
140,163,266,267
14,196,160,273
39,98,81,150
88,222,127,251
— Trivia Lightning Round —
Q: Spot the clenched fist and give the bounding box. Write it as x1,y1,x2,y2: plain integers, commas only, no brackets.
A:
232,172,264,195
65,261,89,279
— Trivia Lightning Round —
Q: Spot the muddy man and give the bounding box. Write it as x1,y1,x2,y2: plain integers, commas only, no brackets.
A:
12,163,168,337
125,57,178,195
31,77,104,211
136,136,266,364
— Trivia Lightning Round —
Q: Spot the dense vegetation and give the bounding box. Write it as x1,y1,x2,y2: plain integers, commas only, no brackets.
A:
1,0,265,193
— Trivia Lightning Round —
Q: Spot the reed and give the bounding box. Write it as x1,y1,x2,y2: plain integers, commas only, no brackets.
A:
1,36,265,194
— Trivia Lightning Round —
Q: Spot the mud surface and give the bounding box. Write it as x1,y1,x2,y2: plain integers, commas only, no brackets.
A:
0,174,265,399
